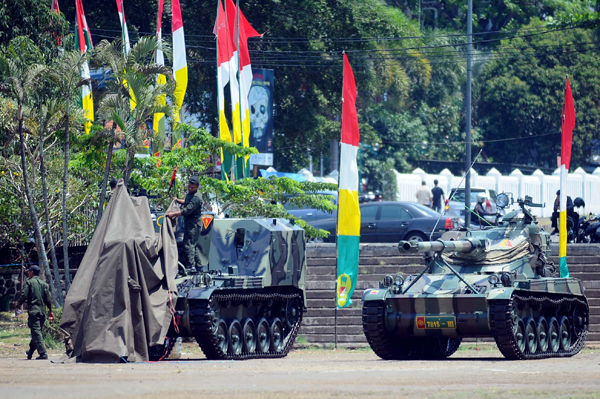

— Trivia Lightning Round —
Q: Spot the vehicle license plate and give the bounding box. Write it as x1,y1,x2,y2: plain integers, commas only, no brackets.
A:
416,315,456,329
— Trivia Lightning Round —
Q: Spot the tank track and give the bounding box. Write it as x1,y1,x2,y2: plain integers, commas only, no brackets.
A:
189,291,303,360
490,292,588,360
362,300,461,360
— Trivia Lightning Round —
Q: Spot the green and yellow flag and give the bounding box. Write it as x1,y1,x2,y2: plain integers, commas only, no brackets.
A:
336,54,361,308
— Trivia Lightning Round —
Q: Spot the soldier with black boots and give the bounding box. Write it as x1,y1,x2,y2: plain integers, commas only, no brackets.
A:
16,265,55,360
166,176,204,271
551,190,577,235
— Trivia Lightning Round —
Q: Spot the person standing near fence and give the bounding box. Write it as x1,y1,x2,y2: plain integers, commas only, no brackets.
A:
431,180,446,213
416,181,432,207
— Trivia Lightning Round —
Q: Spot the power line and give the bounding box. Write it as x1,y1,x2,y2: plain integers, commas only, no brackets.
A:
380,132,560,147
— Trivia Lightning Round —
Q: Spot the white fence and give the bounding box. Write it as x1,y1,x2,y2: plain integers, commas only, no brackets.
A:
392,167,600,217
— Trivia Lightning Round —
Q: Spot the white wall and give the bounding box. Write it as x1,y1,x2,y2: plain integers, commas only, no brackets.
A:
392,166,600,217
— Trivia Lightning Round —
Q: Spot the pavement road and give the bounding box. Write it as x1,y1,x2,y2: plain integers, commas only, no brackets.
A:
0,346,599,399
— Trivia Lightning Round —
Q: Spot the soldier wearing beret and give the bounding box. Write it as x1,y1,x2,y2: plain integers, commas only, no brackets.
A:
167,176,204,271
16,265,55,360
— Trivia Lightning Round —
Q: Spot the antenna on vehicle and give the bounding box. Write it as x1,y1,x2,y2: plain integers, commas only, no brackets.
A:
428,149,483,241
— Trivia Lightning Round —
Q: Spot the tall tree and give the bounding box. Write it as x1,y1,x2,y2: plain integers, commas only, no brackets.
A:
478,22,600,168
49,49,92,292
0,40,59,305
29,99,66,305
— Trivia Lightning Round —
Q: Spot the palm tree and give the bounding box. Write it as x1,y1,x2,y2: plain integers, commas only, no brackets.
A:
94,36,174,187
48,49,92,293
29,99,66,305
0,52,59,305
95,121,119,226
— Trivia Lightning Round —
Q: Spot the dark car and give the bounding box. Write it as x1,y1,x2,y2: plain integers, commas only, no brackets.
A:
310,201,456,243
283,191,338,223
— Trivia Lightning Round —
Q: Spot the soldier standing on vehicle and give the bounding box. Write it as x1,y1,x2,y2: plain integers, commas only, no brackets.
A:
431,180,446,213
166,176,203,271
15,265,55,360
416,181,432,207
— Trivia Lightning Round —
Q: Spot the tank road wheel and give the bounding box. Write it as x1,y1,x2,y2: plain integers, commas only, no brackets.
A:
216,319,229,354
515,318,527,354
208,300,221,333
572,304,588,338
524,318,538,354
548,317,560,353
558,316,572,351
270,318,284,353
256,318,271,353
242,319,257,354
284,298,302,330
228,320,243,356
535,317,549,353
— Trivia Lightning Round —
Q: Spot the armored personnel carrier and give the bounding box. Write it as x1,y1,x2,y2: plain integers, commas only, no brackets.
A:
150,214,306,360
362,195,589,360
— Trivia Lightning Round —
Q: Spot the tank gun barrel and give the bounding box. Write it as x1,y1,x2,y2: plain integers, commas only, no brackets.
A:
398,238,487,254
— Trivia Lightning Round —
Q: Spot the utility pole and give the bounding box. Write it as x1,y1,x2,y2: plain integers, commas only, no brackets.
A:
464,0,473,226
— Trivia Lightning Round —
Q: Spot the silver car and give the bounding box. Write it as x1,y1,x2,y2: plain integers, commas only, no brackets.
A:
446,187,501,227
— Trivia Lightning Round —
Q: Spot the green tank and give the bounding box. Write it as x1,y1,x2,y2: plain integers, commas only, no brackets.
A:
362,195,589,360
149,214,306,360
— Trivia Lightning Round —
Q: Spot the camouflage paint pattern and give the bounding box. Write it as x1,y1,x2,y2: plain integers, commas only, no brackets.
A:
180,216,306,304
363,199,586,338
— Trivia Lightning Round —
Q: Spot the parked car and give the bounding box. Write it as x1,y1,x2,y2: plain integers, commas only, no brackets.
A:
446,187,501,226
283,191,338,223
309,201,457,243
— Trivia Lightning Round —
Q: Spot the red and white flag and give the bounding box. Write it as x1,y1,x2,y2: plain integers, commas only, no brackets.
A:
115,0,130,54
225,0,260,176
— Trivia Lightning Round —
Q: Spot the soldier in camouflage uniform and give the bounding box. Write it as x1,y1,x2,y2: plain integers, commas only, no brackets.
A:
16,265,55,360
167,176,204,271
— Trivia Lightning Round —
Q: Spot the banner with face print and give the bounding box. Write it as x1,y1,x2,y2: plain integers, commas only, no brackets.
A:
249,68,274,155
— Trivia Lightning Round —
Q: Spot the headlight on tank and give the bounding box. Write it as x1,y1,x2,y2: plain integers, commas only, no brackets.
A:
500,273,512,287
393,276,404,294
487,274,499,286
382,275,394,288
395,276,404,287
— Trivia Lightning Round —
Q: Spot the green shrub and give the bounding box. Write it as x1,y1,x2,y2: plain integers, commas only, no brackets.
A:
42,307,64,349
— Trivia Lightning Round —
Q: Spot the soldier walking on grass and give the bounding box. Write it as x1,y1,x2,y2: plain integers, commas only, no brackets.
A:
15,265,55,360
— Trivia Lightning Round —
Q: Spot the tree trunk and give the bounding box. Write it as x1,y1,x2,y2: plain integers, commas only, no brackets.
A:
62,102,71,292
39,136,64,305
96,140,114,227
17,105,59,306
124,147,134,188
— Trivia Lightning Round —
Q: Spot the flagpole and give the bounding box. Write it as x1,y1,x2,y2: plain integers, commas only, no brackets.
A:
236,0,245,178
119,0,127,56
333,51,347,350
222,0,236,182
216,0,224,180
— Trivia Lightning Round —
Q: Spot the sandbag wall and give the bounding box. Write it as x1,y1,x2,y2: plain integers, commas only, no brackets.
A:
300,243,600,346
